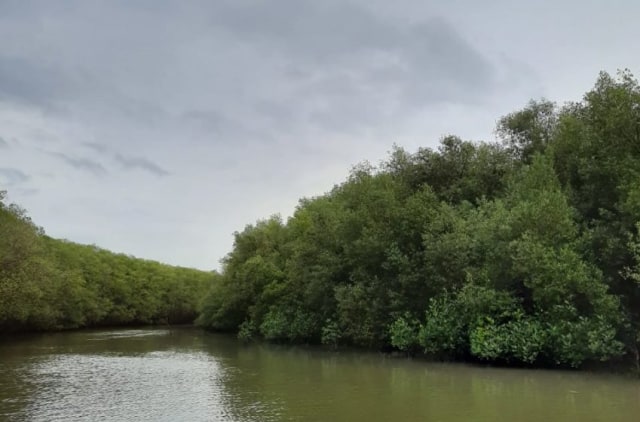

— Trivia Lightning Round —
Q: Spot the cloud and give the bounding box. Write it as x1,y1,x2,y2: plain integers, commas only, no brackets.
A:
186,2,495,137
0,137,8,148
207,1,496,99
82,142,109,153
115,154,169,177
207,0,396,60
182,110,234,136
0,167,29,186
81,143,170,177
0,55,74,108
0,1,497,139
13,187,39,196
48,151,107,176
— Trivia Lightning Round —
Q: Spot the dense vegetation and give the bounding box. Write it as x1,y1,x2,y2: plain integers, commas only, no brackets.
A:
0,192,215,333
198,70,640,369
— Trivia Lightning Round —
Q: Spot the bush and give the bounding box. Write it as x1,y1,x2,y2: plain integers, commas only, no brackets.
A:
237,319,256,342
419,286,519,358
419,295,466,356
546,315,624,367
259,309,289,341
321,319,342,348
470,315,546,364
389,313,420,353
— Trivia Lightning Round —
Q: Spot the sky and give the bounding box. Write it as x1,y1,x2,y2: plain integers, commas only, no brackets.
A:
1,0,639,271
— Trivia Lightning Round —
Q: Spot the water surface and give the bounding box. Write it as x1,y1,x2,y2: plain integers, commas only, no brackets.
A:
1,328,638,421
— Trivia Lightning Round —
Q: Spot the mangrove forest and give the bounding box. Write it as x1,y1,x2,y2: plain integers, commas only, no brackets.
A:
198,70,640,370
0,191,216,333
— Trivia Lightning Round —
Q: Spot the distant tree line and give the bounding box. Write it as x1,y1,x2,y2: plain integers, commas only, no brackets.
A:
198,70,640,369
0,192,216,333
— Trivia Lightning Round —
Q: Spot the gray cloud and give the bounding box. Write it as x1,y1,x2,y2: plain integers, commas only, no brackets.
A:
115,154,169,177
81,143,169,177
207,1,496,103
48,152,107,176
207,0,396,59
181,110,238,138
13,187,39,196
0,167,29,186
397,18,496,104
82,142,109,153
0,55,74,108
0,137,8,149
0,0,497,139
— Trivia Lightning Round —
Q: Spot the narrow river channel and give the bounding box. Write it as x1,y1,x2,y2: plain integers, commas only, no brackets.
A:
1,328,638,421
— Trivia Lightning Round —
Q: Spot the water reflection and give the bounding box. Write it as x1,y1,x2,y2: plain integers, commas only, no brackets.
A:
0,329,238,422
24,352,224,422
200,338,640,422
1,328,640,422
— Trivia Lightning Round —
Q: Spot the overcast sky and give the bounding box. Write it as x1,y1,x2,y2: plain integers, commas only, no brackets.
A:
1,0,639,270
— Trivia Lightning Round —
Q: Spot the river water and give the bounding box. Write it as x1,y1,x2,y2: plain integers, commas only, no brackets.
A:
0,328,638,421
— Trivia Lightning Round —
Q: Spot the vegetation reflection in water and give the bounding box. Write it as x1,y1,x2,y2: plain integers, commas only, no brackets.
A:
1,328,639,422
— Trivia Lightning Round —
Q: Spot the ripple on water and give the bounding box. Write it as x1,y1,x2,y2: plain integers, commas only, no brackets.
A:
18,351,236,422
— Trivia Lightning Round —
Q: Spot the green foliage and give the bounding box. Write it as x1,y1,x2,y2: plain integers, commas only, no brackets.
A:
321,319,341,348
419,286,519,358
259,309,289,341
419,295,466,356
546,315,624,368
389,313,420,352
623,223,640,284
0,191,215,333
497,99,557,162
196,70,640,370
237,319,256,342
335,281,387,347
470,316,546,364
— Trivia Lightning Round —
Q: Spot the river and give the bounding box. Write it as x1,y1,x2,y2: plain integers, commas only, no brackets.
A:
0,327,638,421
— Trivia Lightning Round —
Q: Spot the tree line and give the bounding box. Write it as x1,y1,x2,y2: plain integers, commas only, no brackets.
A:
198,70,640,369
0,192,216,333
